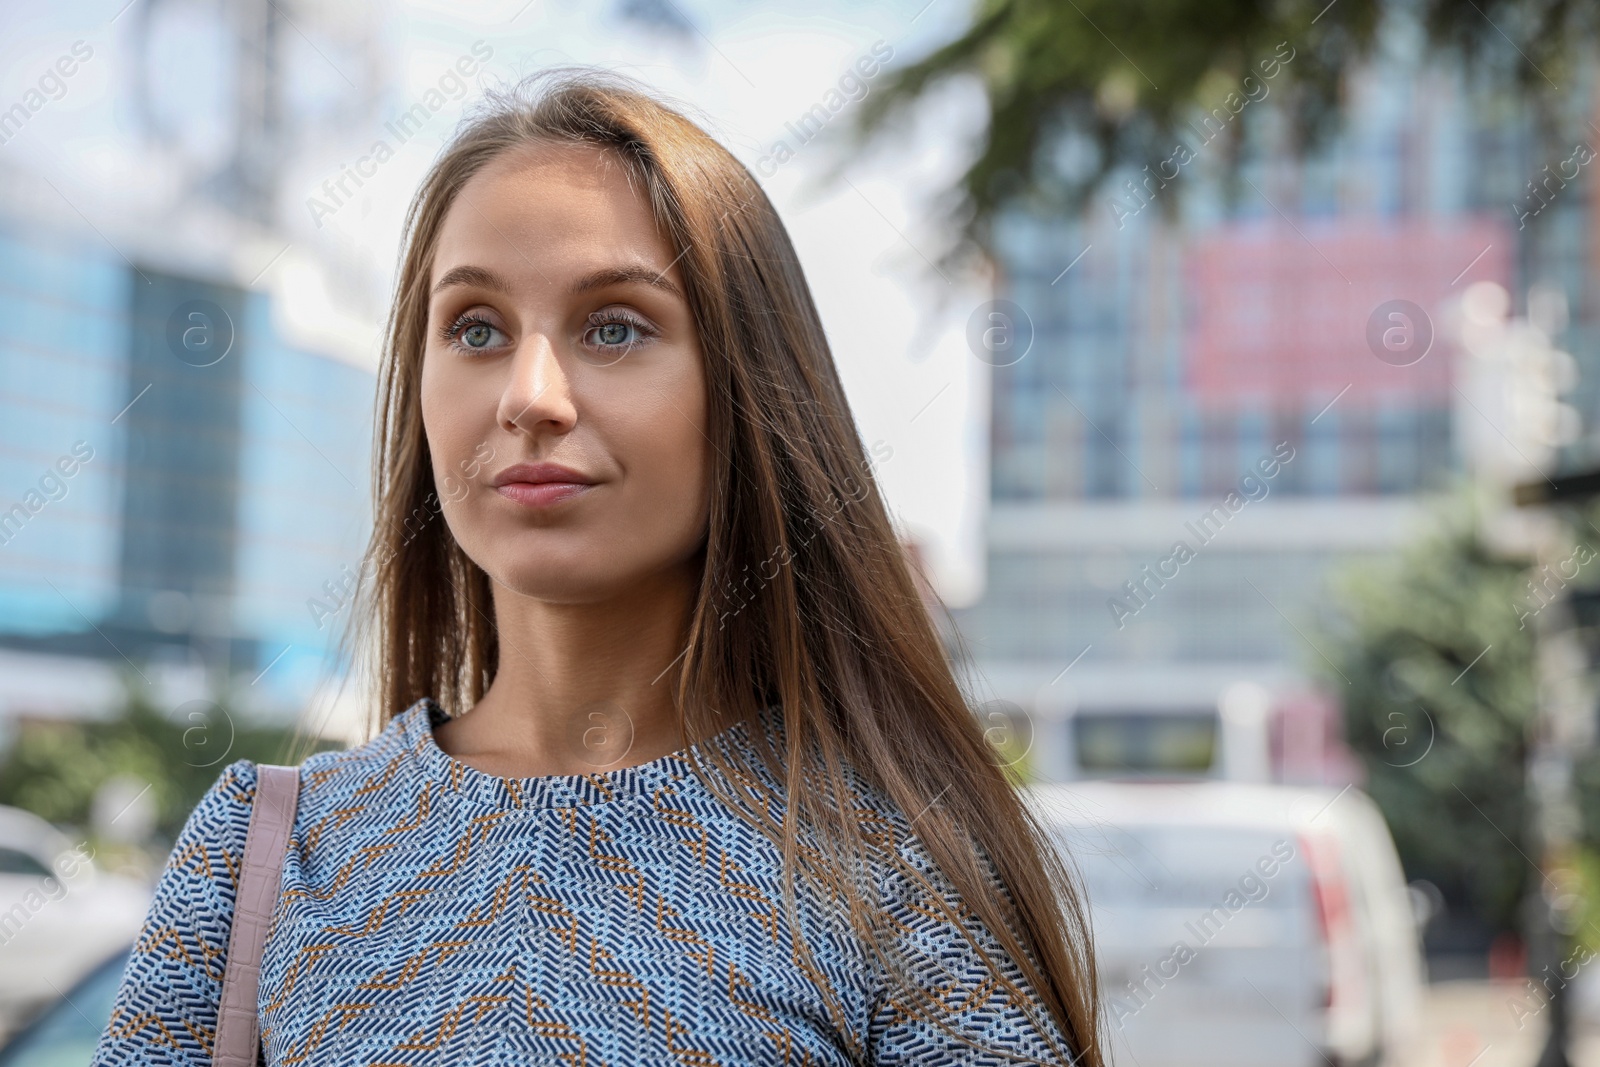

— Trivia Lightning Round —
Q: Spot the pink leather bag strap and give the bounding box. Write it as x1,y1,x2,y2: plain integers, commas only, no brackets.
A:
214,764,300,1067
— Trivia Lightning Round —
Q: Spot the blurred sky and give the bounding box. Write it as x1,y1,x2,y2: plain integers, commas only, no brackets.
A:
0,0,997,604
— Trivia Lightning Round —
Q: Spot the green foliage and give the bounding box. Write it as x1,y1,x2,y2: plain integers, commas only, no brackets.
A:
839,0,1596,264
1322,495,1540,932
0,686,336,844
1566,845,1600,956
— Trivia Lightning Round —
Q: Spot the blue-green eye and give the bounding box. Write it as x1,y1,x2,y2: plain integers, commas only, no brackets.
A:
595,322,633,346
441,313,509,353
584,309,658,355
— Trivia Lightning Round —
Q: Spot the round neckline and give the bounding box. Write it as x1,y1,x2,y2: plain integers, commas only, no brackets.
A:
394,696,760,811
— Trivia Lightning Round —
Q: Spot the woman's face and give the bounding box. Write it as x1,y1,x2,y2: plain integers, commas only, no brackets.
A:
420,141,710,604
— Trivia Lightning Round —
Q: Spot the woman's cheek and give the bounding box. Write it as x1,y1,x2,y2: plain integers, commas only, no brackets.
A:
419,388,484,535
663,393,712,550
612,395,695,542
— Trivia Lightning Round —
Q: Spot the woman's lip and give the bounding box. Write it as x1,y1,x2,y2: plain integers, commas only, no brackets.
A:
494,482,595,507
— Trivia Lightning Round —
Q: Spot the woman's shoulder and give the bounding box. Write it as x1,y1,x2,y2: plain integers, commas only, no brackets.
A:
191,697,430,827
293,698,428,793
733,706,938,864
176,758,261,850
847,776,1078,1065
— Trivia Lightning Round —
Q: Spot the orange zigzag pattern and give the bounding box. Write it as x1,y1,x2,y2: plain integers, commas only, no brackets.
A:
524,988,595,1067
587,815,646,910
650,785,709,866
719,849,779,942
589,937,650,1030
662,1006,720,1066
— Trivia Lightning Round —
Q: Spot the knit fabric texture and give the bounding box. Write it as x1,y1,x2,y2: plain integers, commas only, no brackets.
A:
90,696,1075,1065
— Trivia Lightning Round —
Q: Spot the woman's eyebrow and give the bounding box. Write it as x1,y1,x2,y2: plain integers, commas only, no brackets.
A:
430,263,684,300
570,264,683,301
432,264,512,296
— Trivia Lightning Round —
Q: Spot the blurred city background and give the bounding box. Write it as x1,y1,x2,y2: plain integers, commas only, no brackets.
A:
3,0,1600,1064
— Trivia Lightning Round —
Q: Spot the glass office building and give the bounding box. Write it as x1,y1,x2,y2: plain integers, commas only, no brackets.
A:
950,44,1596,782
0,212,376,726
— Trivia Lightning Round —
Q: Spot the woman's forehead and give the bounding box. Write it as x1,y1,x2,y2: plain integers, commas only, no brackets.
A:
430,144,677,293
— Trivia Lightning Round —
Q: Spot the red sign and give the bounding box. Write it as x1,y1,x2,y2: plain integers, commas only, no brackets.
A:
1184,217,1513,406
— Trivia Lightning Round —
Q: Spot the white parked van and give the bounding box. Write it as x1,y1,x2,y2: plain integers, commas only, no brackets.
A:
1028,780,1426,1067
0,806,148,1037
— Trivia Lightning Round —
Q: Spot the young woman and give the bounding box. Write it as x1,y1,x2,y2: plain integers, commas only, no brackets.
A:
92,69,1100,1066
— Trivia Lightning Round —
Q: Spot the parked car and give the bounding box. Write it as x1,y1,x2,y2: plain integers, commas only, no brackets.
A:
0,948,128,1066
0,806,148,1036
1029,780,1426,1067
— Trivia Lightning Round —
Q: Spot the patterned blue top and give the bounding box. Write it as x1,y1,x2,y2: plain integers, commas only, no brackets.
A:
90,696,1075,1065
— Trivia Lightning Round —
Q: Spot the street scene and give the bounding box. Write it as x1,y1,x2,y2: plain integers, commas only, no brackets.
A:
5,0,1600,1064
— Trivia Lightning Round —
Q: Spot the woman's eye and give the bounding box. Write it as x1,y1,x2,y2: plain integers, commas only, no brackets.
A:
582,309,658,360
587,320,643,348
444,317,508,351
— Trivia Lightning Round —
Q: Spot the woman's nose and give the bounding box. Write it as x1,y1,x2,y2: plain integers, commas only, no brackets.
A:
498,332,577,436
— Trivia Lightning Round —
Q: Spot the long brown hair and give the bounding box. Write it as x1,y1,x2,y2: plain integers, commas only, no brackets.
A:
339,67,1100,1065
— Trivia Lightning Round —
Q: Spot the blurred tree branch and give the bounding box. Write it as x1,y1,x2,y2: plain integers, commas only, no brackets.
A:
835,0,1596,269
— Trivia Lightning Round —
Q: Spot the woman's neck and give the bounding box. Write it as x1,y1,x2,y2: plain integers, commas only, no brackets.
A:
432,561,699,778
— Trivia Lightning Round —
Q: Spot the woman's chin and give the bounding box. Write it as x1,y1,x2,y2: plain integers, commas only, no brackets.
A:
486,563,642,605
